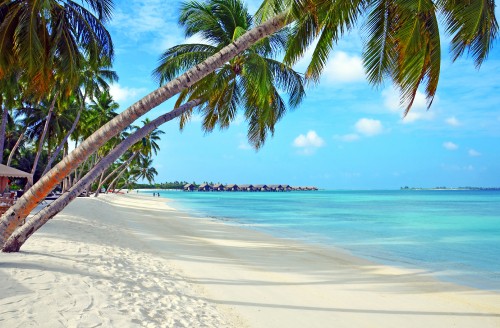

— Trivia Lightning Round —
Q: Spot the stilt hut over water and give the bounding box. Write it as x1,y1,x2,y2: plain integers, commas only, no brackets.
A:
198,183,212,191
225,184,239,191
213,183,225,191
239,184,254,191
269,184,285,192
254,184,268,191
183,183,195,191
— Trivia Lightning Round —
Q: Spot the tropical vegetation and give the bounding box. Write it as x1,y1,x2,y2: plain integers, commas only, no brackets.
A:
0,0,497,251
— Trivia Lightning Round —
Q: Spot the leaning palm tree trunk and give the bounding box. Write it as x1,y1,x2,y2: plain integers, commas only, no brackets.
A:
41,103,83,176
2,99,201,252
106,165,130,193
6,128,26,167
0,104,8,164
96,151,138,197
0,13,287,246
29,96,56,178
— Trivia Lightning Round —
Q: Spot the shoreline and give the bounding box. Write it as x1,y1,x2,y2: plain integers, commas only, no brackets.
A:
138,189,500,292
1,193,499,327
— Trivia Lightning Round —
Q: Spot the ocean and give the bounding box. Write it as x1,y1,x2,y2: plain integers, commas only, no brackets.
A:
139,189,500,291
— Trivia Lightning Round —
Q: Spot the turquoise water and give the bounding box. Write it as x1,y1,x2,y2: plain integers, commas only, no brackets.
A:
140,189,500,290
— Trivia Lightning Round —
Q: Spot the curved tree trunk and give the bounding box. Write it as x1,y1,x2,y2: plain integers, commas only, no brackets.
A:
0,102,8,164
94,171,105,196
106,165,129,194
6,128,26,167
0,13,288,246
2,99,201,252
30,96,57,178
106,152,139,193
97,152,138,197
42,104,83,176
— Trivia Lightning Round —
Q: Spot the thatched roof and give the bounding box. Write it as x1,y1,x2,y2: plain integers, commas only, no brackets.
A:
0,164,32,181
213,183,224,188
199,183,211,188
239,184,253,189
254,184,267,188
184,183,195,188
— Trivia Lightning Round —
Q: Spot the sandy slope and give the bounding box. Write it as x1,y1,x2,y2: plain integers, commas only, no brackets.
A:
0,196,229,327
1,193,499,327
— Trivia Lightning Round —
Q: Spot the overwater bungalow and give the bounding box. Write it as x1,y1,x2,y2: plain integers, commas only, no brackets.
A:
212,183,225,191
225,184,239,192
282,184,292,191
254,184,268,192
268,184,284,192
198,183,213,192
239,184,254,191
183,183,195,191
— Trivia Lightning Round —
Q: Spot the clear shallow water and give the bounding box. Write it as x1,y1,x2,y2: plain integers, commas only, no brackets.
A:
140,189,500,290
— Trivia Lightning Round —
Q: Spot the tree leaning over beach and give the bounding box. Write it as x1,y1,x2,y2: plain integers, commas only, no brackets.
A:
0,0,498,248
2,0,304,251
2,99,201,252
153,0,305,149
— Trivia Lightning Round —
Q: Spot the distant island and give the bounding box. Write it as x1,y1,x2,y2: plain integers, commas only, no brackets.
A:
400,186,500,191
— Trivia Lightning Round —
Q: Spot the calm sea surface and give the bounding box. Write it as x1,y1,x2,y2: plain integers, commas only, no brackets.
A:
139,189,500,290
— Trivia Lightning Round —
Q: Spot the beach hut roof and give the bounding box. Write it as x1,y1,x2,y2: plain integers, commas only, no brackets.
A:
226,184,238,188
254,184,267,188
184,183,194,188
239,184,253,188
0,164,33,182
213,183,224,188
199,183,210,188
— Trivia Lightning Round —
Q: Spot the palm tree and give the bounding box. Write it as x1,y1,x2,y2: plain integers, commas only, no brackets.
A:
0,0,114,97
2,99,200,252
105,119,164,193
153,0,304,148
0,70,22,163
42,58,118,176
130,157,158,186
1,0,497,247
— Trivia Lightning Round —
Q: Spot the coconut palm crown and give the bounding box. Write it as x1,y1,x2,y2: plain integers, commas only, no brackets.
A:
257,0,498,115
153,0,306,148
0,0,114,96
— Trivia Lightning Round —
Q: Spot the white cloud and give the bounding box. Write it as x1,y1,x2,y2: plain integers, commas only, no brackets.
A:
335,133,360,142
468,149,481,157
238,142,252,150
293,130,325,155
445,116,461,127
382,87,435,123
443,141,459,150
323,52,365,83
109,83,147,104
354,118,383,137
111,0,177,39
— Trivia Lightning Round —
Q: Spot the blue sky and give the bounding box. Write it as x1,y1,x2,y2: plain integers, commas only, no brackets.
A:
106,0,500,189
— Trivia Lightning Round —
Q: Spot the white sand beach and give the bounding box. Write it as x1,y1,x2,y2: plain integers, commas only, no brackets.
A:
1,193,499,327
